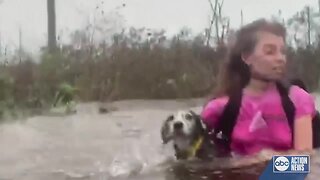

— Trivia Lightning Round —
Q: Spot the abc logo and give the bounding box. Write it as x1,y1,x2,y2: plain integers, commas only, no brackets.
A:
274,156,289,171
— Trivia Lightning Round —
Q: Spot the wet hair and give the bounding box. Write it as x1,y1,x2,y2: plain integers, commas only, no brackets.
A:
213,18,287,98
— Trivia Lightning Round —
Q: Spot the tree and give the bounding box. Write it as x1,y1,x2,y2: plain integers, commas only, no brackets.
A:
206,0,230,48
287,6,320,48
47,0,57,53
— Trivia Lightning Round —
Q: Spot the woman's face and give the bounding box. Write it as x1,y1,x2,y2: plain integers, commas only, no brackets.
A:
242,31,287,81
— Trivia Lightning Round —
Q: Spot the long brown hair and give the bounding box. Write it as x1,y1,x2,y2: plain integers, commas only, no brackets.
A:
213,18,287,98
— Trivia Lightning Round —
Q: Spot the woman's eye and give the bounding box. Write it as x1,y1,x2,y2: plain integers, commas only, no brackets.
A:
262,44,277,55
264,48,274,55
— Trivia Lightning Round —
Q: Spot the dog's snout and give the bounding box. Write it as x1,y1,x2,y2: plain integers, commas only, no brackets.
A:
174,122,183,130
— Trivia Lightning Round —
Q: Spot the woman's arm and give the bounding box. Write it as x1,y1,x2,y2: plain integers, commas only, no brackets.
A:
289,85,316,151
294,114,313,151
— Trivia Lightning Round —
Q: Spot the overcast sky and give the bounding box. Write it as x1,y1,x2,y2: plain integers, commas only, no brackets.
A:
0,0,318,54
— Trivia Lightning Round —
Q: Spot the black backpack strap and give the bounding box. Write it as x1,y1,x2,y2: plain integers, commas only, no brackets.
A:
312,111,320,148
275,82,296,147
213,90,243,152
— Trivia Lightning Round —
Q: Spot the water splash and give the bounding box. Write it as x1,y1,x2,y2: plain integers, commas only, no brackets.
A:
0,99,319,180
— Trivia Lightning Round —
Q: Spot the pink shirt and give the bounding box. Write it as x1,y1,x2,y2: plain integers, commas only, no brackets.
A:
201,84,316,156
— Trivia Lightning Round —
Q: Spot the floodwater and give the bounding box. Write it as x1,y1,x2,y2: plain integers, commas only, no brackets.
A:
0,98,319,180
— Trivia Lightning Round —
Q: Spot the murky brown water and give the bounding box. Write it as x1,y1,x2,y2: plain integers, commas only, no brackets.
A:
0,98,319,180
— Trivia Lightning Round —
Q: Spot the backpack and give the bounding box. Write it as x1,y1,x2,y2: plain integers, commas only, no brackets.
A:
211,81,320,154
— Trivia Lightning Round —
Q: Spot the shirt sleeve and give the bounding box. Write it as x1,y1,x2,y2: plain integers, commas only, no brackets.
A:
289,85,316,120
200,96,229,129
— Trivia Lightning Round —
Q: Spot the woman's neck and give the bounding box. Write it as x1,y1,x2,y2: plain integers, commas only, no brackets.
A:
244,78,273,96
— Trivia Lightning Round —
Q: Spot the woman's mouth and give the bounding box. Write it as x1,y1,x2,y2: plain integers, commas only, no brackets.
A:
273,67,284,73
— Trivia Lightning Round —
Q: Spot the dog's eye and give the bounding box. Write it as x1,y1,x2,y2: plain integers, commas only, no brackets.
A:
185,113,192,120
167,115,174,121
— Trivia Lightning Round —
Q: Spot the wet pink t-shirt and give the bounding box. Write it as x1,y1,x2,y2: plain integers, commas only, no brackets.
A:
201,84,316,156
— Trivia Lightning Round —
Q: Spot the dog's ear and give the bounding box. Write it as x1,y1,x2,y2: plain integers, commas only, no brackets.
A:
189,110,206,131
189,110,199,118
161,115,174,144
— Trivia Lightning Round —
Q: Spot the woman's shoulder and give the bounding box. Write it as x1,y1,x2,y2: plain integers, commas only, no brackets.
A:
289,85,314,102
203,96,230,111
201,96,230,127
289,85,316,118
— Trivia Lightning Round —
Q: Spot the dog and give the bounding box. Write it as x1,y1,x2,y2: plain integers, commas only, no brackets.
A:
161,110,217,160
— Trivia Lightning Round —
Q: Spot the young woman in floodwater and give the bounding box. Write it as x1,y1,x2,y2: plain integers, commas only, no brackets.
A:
201,19,316,157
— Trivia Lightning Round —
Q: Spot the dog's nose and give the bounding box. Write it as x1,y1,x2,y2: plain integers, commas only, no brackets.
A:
174,122,183,130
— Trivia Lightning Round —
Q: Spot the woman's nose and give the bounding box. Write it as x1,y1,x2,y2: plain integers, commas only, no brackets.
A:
275,52,286,63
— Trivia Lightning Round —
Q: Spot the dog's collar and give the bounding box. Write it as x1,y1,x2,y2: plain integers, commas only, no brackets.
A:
188,136,204,157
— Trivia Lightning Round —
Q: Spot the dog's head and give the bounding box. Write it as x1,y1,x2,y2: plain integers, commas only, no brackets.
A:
161,110,205,144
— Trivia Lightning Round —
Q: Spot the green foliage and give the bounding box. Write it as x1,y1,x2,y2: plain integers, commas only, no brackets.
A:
1,4,320,122
53,82,78,106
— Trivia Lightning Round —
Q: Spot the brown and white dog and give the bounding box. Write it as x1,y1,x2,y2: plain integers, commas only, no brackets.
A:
160,110,218,160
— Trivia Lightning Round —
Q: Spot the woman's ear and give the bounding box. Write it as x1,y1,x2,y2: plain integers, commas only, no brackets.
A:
241,52,251,66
